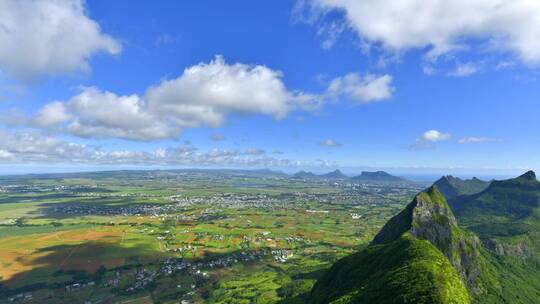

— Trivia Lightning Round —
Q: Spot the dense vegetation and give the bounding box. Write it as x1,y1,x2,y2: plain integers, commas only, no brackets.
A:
311,172,540,304
310,234,470,304
433,175,489,200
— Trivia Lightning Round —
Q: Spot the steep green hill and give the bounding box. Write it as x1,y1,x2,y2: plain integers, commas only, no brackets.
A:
310,234,470,304
434,175,489,200
310,174,540,304
309,187,473,303
449,171,540,259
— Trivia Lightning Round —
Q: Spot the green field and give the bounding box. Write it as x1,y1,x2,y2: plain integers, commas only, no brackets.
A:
0,170,421,303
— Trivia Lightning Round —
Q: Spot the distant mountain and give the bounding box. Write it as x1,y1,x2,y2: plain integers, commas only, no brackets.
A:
310,171,540,304
434,175,489,199
292,171,317,179
320,169,348,179
351,171,406,182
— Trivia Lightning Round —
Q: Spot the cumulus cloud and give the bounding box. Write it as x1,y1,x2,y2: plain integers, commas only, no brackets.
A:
25,56,324,141
0,129,91,162
320,139,343,147
412,129,451,149
33,87,179,141
299,0,540,66
33,101,72,127
0,0,121,81
0,149,14,159
146,55,317,126
4,56,394,141
327,73,394,102
458,137,499,144
421,130,452,142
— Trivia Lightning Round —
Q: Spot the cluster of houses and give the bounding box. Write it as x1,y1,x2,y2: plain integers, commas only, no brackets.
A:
122,249,273,294
65,281,95,292
6,293,33,303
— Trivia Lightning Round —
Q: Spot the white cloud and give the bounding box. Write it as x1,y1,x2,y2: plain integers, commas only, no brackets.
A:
66,88,177,141
0,0,121,81
321,139,343,147
449,63,479,77
6,56,392,141
422,130,451,142
34,87,179,141
411,129,451,149
300,0,540,65
0,128,297,167
0,149,13,159
34,101,72,127
146,55,314,127
0,129,90,162
327,73,394,102
22,56,339,141
458,137,499,144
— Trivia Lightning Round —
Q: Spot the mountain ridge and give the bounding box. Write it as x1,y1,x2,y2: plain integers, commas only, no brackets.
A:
310,171,540,303
433,175,489,200
310,186,475,303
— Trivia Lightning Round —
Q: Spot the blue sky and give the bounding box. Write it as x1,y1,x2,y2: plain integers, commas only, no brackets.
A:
0,0,539,175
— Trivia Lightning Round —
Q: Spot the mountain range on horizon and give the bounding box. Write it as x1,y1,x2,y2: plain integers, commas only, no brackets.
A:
292,169,410,183
309,171,540,303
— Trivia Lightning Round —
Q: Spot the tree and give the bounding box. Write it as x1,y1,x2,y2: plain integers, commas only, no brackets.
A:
15,217,27,227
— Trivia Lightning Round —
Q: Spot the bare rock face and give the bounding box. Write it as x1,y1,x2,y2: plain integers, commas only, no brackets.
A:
372,186,482,294
484,238,533,259
409,191,457,248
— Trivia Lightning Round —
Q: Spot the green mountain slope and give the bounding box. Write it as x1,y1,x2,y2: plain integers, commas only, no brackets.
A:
449,171,540,259
310,234,470,304
445,171,540,303
310,173,540,304
309,187,473,303
434,175,489,200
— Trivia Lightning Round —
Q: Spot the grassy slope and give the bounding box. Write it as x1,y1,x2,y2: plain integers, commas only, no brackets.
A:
311,177,540,304
310,188,471,304
445,172,540,303
309,234,470,304
451,172,540,238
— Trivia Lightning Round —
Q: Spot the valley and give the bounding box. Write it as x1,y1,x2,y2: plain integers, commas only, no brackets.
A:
0,170,421,304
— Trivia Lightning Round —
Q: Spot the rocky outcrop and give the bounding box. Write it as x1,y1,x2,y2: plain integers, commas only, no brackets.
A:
484,238,533,259
372,186,482,294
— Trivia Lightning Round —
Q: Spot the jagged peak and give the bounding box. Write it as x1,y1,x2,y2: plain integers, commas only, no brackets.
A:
517,170,536,181
372,185,482,292
371,185,455,245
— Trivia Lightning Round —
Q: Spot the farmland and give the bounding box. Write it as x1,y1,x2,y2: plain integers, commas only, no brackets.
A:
0,170,423,303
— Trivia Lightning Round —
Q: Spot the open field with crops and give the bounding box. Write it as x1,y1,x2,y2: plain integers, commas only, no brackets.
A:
0,170,423,303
